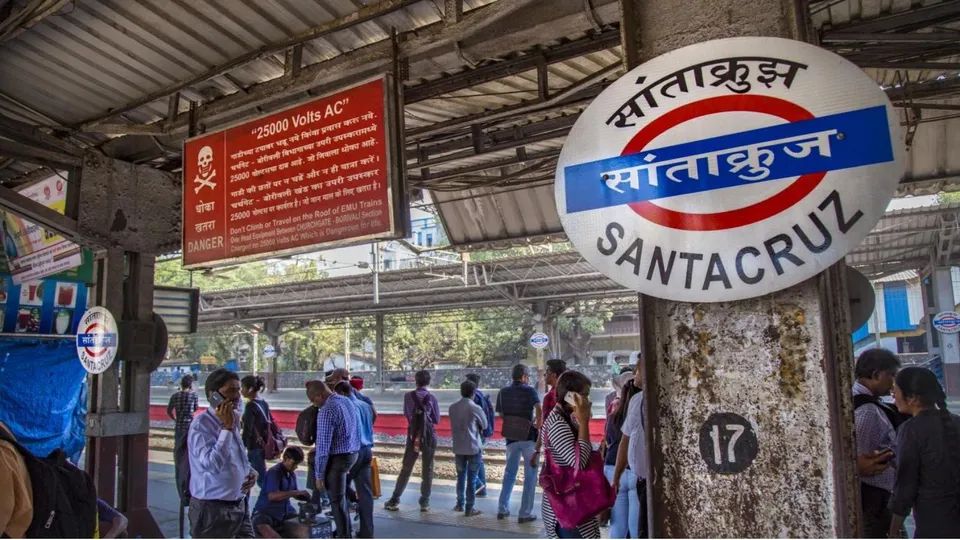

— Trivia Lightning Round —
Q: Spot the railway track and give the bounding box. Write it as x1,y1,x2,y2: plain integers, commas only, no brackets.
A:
149,428,509,465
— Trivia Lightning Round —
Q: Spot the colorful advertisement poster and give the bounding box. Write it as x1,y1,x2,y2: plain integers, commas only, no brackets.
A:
1,175,85,284
182,77,404,268
0,272,88,335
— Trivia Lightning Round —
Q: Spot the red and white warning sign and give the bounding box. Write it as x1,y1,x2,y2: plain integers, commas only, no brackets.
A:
182,77,404,269
556,37,905,302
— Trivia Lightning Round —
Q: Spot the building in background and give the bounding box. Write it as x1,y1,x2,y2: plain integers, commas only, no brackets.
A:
851,269,956,358
315,207,456,277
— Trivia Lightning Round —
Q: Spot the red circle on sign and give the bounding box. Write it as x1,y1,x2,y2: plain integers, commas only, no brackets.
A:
623,95,825,231
84,322,106,358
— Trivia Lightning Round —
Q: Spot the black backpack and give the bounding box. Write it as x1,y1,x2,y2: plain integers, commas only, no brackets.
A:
296,405,319,445
0,427,97,538
407,391,434,452
854,394,905,430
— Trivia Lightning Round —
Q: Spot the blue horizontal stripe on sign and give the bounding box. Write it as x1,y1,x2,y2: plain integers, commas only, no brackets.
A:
78,333,117,348
564,105,893,214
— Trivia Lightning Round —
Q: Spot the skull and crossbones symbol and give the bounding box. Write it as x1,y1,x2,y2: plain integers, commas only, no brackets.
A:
194,146,217,194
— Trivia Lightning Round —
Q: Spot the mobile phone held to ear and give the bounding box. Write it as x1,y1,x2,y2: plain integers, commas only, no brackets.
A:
209,391,226,409
564,392,578,407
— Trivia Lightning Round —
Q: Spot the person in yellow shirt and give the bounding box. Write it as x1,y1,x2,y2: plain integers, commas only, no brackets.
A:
0,420,33,538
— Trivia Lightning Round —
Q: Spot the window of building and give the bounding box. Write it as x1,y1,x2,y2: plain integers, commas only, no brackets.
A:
426,233,433,247
384,258,392,270
417,232,423,245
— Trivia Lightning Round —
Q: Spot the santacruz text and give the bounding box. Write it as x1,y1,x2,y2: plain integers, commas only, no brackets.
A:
595,190,862,290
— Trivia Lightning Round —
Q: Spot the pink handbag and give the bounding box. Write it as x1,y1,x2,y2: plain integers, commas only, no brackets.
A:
538,423,616,529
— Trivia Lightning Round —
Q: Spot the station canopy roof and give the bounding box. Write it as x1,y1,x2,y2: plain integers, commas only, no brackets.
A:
0,0,959,300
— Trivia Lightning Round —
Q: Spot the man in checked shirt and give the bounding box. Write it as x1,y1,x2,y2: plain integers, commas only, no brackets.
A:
306,380,360,539
853,349,903,538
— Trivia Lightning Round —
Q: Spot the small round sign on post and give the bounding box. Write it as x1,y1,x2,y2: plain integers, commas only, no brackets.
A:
555,37,904,303
76,307,119,374
698,412,759,474
263,345,277,358
933,311,960,334
530,332,550,350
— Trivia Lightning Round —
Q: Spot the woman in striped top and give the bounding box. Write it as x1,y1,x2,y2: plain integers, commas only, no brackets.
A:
541,371,601,539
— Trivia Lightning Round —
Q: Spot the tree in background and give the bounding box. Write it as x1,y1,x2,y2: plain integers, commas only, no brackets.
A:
555,301,613,364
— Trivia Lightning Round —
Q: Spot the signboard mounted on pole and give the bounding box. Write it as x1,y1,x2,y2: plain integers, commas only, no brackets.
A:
556,38,904,302
933,311,960,334
183,76,407,269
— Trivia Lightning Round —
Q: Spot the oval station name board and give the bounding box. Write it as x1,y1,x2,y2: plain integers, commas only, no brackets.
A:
556,37,904,302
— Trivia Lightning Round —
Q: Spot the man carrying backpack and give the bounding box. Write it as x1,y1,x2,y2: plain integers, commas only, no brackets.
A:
0,420,32,537
0,420,97,538
465,373,495,498
383,370,439,513
852,348,902,538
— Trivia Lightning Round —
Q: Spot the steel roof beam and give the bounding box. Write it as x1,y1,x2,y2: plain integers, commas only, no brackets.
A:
822,0,960,34
0,137,81,168
411,147,561,183
862,61,960,71
886,77,960,102
0,115,84,157
0,184,78,240
404,29,620,103
822,32,960,43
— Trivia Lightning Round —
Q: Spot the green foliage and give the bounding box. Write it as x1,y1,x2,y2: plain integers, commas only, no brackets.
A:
938,192,960,205
154,257,325,290
555,301,613,364
157,243,616,370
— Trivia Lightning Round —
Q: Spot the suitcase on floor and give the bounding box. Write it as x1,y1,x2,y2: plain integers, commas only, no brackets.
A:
371,456,381,499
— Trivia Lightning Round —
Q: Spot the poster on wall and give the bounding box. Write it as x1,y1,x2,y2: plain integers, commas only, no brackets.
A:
0,175,86,284
0,271,88,335
182,76,407,269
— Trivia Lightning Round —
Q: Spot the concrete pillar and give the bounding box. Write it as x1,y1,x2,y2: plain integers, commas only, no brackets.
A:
623,0,859,536
926,267,960,396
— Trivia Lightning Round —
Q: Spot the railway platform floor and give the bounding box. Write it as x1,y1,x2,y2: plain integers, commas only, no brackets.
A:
145,450,542,539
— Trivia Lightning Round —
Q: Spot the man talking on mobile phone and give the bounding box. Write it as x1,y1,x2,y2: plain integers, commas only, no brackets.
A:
852,349,903,538
187,368,259,538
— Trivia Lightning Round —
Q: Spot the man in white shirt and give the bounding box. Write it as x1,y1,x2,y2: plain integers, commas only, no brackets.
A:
612,366,646,538
188,368,258,538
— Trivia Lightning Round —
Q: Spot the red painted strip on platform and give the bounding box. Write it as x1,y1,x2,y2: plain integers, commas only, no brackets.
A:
150,405,605,443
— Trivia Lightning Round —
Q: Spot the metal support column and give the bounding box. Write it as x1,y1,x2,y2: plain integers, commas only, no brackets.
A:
344,318,351,371
117,252,160,536
375,314,385,393
926,266,960,396
263,320,282,392
86,249,124,506
625,0,858,536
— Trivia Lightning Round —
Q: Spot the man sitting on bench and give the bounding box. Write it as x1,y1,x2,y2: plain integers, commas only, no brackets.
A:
252,447,311,539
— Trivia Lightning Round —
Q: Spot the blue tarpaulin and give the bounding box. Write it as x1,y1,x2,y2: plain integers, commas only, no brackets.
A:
0,338,87,460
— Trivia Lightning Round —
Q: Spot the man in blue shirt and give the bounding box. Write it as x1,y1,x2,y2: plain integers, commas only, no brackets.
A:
334,381,375,538
306,380,360,539
252,447,311,539
495,364,541,523
328,368,377,422
187,368,258,538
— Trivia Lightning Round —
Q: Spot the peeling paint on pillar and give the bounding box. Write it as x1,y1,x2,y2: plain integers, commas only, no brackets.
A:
648,280,836,537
